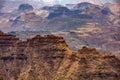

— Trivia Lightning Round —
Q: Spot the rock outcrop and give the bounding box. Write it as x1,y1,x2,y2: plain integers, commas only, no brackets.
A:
0,31,120,80
0,32,19,47
18,4,33,11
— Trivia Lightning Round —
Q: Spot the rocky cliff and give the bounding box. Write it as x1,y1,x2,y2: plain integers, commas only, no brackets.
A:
0,31,120,80
18,4,33,11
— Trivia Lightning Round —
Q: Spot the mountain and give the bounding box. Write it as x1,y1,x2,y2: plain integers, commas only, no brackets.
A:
0,30,120,80
73,2,97,10
53,25,120,58
1,0,44,12
6,2,117,31
18,4,34,11
2,2,119,59
105,3,120,14
42,5,70,19
0,2,119,32
10,12,46,29
41,2,116,25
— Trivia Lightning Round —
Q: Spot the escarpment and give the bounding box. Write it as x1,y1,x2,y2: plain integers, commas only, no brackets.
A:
0,31,19,47
0,31,120,80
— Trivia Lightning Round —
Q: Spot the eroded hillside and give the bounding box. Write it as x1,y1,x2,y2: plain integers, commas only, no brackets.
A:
0,31,120,80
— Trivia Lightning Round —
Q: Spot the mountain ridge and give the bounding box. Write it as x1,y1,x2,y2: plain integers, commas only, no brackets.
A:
0,2,119,32
0,30,120,80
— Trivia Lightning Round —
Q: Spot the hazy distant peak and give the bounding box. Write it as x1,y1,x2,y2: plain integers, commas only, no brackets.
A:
18,4,33,11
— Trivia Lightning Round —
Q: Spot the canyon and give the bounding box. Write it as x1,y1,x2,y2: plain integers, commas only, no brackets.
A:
0,31,120,80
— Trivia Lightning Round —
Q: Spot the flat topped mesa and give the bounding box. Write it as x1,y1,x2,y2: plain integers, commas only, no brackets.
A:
27,35,67,47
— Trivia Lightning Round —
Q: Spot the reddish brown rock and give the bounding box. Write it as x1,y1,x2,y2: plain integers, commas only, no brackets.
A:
0,31,119,80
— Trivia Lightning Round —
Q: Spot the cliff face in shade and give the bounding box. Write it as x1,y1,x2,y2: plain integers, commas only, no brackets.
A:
0,31,120,80
18,4,33,11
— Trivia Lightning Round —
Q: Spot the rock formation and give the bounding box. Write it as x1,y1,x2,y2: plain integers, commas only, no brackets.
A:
0,31,119,80
18,4,33,11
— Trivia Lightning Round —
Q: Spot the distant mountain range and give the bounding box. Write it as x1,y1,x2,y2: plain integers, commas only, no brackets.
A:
0,2,120,79
0,2,119,32
0,2,120,59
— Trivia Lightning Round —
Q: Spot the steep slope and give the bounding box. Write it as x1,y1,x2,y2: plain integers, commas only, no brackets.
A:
105,3,120,25
53,25,120,58
10,12,46,30
0,31,120,80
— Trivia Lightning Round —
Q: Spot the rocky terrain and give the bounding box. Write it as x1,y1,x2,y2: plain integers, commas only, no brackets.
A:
0,2,119,32
52,25,120,58
0,31,120,80
8,24,120,59
2,2,119,60
0,2,120,80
